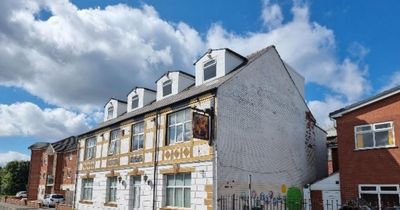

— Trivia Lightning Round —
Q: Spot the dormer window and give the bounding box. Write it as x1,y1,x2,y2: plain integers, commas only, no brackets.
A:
107,105,114,120
131,96,139,110
163,80,172,97
203,59,216,81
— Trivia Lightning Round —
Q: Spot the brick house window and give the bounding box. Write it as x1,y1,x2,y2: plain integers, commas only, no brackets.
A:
81,178,93,201
131,122,144,151
85,137,96,160
167,109,192,145
354,122,395,149
108,129,120,155
359,185,400,209
165,173,191,208
106,176,118,203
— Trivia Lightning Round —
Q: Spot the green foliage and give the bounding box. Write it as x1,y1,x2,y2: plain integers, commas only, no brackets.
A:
287,187,302,210
0,161,30,195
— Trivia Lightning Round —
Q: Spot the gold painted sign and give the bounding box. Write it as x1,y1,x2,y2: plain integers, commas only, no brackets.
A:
192,112,210,140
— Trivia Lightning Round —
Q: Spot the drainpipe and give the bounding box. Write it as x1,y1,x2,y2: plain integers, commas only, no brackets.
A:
152,111,160,210
72,137,80,209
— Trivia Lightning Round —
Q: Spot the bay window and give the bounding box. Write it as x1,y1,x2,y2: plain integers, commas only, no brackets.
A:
167,109,192,145
354,122,395,149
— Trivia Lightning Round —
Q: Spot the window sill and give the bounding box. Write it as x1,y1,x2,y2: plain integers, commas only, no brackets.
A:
104,202,117,207
79,200,93,205
354,145,397,151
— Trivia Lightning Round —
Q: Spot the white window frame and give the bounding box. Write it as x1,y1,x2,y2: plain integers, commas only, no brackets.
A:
106,176,118,203
131,96,139,110
108,129,120,155
354,121,395,150
81,178,93,201
130,176,141,208
163,80,172,97
203,59,217,82
131,122,144,151
107,105,114,120
359,184,400,209
167,109,192,145
165,173,191,208
85,137,96,160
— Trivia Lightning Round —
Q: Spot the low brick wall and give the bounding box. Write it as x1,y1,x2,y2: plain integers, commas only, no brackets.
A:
26,201,41,209
56,204,73,210
4,198,26,206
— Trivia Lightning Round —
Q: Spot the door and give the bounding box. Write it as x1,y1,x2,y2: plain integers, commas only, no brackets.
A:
322,191,341,210
130,176,141,210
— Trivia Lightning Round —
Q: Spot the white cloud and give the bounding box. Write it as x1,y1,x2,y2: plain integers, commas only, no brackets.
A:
0,102,91,139
379,71,400,92
261,0,284,30
0,151,30,167
0,0,204,110
308,96,346,129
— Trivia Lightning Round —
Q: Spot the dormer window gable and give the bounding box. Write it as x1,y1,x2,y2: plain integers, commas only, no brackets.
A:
156,71,194,101
194,48,247,86
127,87,156,113
103,98,127,122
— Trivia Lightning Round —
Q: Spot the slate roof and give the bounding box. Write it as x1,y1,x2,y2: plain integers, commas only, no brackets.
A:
79,46,275,137
51,136,77,152
28,142,50,150
329,85,400,118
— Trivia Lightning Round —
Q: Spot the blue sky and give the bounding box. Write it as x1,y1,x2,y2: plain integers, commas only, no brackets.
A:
0,0,399,165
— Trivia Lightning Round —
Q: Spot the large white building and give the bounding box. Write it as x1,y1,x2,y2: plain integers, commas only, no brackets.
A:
74,46,327,210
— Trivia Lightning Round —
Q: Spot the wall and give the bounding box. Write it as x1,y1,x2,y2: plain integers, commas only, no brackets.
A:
336,93,400,202
216,47,326,200
27,149,45,200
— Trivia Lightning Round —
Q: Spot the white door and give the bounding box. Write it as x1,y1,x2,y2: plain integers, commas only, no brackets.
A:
322,191,341,210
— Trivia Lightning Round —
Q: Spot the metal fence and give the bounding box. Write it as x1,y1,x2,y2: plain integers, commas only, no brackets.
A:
217,195,399,210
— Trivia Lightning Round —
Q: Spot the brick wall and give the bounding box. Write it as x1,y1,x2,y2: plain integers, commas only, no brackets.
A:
27,149,45,200
62,151,78,185
336,93,400,202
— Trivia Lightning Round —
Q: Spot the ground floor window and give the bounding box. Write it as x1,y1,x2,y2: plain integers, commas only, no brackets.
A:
130,176,141,208
81,178,93,200
359,185,400,209
165,173,191,208
106,176,118,203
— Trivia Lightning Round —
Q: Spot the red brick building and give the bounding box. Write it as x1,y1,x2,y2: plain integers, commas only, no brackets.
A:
330,87,400,209
27,136,77,205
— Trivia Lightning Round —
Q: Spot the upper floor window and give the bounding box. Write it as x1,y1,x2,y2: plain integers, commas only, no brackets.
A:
132,122,144,151
163,80,172,97
85,137,96,160
167,109,192,145
355,122,395,149
203,59,216,81
108,129,120,155
131,96,139,110
107,105,114,119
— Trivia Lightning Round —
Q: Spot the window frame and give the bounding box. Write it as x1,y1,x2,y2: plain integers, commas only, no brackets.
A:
131,122,145,151
108,129,121,156
131,95,139,110
359,184,400,209
203,59,217,82
106,176,118,203
81,178,94,201
162,80,172,97
107,105,114,120
354,121,395,150
85,137,97,160
167,109,192,145
165,173,191,208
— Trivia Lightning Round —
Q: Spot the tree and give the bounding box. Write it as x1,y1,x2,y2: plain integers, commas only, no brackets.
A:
0,161,30,195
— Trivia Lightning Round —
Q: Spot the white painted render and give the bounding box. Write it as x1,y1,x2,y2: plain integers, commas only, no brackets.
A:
156,71,195,101
215,48,327,199
310,173,340,191
195,49,244,86
284,62,305,99
104,99,127,122
127,88,156,113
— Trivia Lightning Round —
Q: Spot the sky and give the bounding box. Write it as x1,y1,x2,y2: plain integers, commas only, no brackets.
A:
0,0,399,166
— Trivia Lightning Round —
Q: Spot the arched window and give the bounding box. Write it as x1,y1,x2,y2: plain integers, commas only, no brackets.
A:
107,104,114,119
